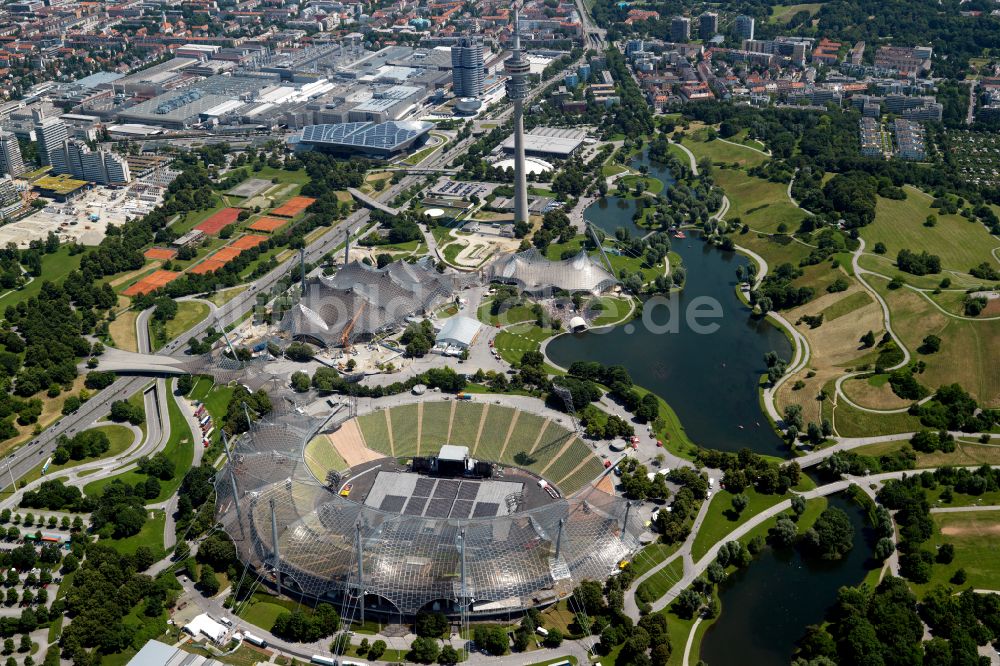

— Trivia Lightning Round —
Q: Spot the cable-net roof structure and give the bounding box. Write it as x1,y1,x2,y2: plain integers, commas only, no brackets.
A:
485,249,618,295
215,406,645,617
278,258,468,347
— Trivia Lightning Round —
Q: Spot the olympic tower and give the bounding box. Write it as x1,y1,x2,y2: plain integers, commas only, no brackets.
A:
504,2,530,225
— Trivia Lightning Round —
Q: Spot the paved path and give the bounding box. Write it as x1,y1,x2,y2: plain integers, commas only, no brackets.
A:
682,617,703,666
787,168,814,216
930,504,1000,513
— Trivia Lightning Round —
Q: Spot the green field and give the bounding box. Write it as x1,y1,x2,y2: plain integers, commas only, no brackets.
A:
417,401,449,454
152,301,211,351
871,276,1000,408
448,402,484,447
391,403,421,456
914,510,1000,593
303,435,349,480
820,291,873,321
105,509,166,560
355,402,599,494
0,246,84,312
713,169,804,234
861,187,1000,273
494,323,556,364
477,300,536,326
682,133,769,169
357,411,391,456
691,488,791,561
769,2,824,23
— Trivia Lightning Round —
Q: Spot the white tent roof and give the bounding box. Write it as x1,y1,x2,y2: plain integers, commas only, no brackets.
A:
435,315,482,347
439,444,469,461
184,613,228,644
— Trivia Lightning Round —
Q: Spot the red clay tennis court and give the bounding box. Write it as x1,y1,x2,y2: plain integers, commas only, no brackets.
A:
143,247,177,261
212,247,243,262
270,196,316,218
122,270,180,296
230,234,268,251
248,216,289,232
195,207,240,235
190,258,228,275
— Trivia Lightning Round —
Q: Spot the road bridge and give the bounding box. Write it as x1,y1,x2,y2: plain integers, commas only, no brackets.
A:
348,188,401,216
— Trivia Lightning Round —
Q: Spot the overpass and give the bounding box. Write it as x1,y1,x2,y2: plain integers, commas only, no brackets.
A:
97,348,192,376
348,188,401,216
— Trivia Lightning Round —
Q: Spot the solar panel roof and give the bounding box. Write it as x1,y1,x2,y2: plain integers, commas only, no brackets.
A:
299,121,433,151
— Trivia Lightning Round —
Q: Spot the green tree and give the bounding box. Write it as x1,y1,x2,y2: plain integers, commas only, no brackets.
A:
408,636,440,664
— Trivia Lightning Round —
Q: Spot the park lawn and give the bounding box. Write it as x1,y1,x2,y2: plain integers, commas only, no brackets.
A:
477,300,536,326
857,438,1000,471
857,253,983,290
681,133,769,169
238,592,306,631
106,509,166,560
712,168,803,234
0,245,83,312
152,300,211,351
636,558,684,603
691,488,791,561
630,543,682,578
911,510,1000,594
494,323,556,365
589,295,633,326
769,2,824,22
861,187,1000,273
820,290,873,321
629,385,698,460
108,310,140,352
736,231,813,273
871,275,1000,408
831,397,923,437
619,174,664,195
442,240,466,264
602,164,628,178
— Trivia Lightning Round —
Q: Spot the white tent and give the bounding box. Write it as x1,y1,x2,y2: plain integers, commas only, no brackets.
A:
184,613,228,644
435,315,482,349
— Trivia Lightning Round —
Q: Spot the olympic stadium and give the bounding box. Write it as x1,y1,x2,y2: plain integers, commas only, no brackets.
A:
215,397,646,620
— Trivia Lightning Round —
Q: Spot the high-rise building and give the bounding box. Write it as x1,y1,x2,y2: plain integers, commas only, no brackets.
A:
0,177,22,221
699,12,718,40
735,15,755,42
33,113,70,176
66,140,131,185
504,3,530,225
671,16,691,43
451,36,485,98
0,131,24,178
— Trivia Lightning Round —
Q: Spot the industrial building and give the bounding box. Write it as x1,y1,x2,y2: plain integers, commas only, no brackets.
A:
501,126,587,159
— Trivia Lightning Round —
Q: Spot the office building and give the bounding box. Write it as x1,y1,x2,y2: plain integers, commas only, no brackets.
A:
699,13,718,40
0,131,25,178
735,15,755,42
671,16,691,43
33,113,70,176
451,36,485,98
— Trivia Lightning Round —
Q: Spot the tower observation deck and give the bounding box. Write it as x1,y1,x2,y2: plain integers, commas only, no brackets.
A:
504,3,530,225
